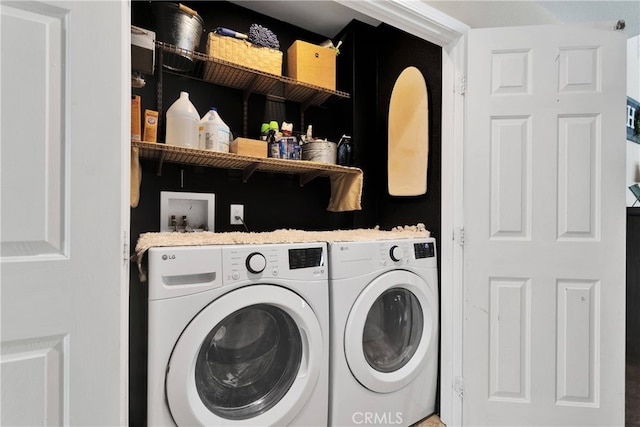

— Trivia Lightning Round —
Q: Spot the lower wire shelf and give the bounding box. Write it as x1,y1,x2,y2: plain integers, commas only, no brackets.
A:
132,140,362,186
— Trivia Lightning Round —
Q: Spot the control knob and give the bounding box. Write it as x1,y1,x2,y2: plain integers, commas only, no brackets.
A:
246,252,267,274
389,245,403,262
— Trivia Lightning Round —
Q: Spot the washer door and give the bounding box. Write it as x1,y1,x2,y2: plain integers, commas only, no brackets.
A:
166,285,323,426
344,270,437,394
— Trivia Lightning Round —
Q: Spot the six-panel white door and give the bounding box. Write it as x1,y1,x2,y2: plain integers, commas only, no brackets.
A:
0,1,129,425
464,23,627,426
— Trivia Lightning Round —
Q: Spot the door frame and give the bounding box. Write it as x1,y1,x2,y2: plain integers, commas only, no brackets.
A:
120,3,132,424
1,1,130,424
335,1,468,424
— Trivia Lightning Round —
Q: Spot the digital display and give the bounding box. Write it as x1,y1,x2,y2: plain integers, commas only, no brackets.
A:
289,247,324,269
414,242,435,259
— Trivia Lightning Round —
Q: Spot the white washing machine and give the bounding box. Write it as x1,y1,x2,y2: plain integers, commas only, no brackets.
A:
147,242,329,426
328,238,439,426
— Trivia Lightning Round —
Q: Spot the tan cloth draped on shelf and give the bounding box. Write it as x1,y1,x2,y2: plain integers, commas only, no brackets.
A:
327,169,363,212
130,146,142,208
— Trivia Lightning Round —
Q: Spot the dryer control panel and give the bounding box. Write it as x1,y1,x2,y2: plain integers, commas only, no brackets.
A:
386,241,436,263
414,241,436,259
379,240,437,266
328,238,437,280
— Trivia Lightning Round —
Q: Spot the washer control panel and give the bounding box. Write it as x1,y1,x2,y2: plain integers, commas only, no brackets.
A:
246,252,267,274
289,246,324,269
223,243,327,284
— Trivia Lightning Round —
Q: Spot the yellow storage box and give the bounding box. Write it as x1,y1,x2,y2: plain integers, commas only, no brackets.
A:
286,40,336,90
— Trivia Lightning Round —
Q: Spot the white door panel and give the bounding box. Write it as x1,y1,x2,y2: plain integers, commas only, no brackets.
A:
464,23,626,426
1,1,129,425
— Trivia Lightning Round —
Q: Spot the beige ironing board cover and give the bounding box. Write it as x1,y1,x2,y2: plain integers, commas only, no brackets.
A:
388,66,429,196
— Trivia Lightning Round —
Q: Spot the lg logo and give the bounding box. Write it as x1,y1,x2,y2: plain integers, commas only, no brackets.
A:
352,412,403,425
161,254,176,261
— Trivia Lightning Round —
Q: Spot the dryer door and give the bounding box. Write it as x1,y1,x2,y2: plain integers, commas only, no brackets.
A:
166,285,323,426
344,270,438,393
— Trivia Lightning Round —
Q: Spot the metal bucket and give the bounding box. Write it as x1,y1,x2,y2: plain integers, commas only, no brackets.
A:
302,141,337,164
151,2,204,72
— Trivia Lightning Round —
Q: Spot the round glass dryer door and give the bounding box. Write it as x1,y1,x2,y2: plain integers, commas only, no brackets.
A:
344,270,437,394
363,288,423,373
166,285,323,426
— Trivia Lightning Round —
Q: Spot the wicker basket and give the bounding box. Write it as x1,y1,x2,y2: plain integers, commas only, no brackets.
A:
205,33,282,76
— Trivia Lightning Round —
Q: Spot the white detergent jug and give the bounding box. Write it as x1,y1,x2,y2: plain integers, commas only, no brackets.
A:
165,91,199,148
199,107,230,152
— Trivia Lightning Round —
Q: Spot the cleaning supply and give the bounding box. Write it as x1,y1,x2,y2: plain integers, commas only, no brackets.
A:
281,121,293,136
305,124,313,142
260,123,270,140
267,129,280,158
131,95,141,141
143,109,159,142
165,91,199,148
337,135,353,166
199,107,230,152
267,120,281,141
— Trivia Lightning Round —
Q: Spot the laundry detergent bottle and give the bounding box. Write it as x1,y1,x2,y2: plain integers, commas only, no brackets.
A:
199,107,230,152
165,91,199,148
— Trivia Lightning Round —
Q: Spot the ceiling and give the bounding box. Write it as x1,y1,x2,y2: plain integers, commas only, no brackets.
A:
229,0,640,40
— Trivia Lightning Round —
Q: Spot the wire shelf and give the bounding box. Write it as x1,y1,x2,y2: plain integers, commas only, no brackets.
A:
157,42,350,106
132,140,361,185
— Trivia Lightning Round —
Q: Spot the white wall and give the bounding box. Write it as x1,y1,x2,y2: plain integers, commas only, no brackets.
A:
627,35,640,206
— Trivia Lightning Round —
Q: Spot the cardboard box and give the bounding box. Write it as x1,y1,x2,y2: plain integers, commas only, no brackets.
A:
131,95,141,141
230,138,268,158
143,109,158,143
286,40,336,90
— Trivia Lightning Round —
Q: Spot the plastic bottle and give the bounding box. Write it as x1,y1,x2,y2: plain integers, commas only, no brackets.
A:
337,135,353,166
199,107,230,152
306,124,313,142
165,91,200,148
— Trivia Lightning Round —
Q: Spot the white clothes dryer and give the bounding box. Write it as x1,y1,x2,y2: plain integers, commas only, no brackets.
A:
328,238,439,426
147,242,329,426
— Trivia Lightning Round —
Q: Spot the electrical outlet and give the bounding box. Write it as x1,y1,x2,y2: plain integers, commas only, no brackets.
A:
230,204,244,225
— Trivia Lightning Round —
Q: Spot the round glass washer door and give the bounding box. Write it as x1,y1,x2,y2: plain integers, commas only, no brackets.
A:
344,270,437,394
166,285,323,426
